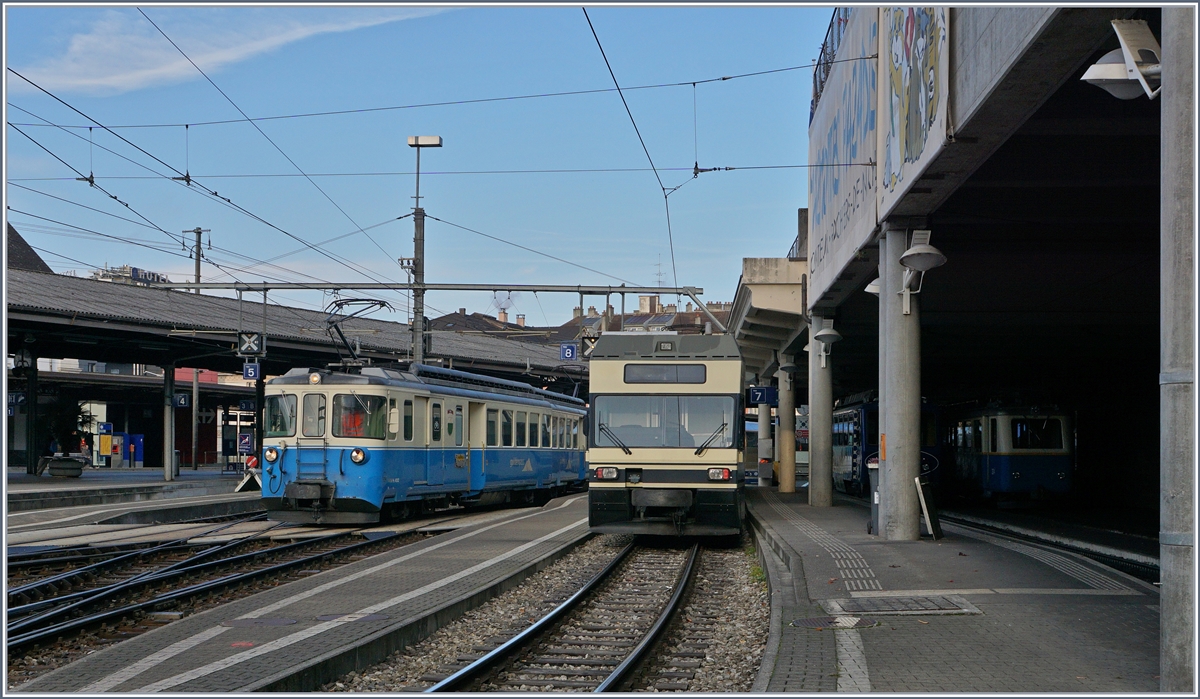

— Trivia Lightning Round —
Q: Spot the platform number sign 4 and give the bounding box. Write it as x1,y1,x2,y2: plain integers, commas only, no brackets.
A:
560,342,580,361
238,332,264,356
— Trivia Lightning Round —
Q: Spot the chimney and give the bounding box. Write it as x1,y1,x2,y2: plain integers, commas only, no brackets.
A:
639,295,660,314
498,309,508,324
685,302,693,312
516,314,525,327
587,305,598,317
573,306,583,319
458,307,466,315
664,303,677,313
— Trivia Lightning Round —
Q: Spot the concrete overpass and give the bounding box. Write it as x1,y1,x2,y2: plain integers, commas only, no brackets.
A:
728,6,1192,689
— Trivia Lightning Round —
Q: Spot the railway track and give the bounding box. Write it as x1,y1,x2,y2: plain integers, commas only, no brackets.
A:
426,542,699,692
6,526,426,656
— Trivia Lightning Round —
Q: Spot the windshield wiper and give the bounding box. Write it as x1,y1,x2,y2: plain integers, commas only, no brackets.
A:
598,422,632,455
694,422,728,456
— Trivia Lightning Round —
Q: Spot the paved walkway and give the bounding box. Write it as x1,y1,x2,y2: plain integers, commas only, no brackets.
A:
13,495,589,693
748,489,1159,693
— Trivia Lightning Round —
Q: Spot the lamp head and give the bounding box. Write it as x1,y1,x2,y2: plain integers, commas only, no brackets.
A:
407,135,443,148
899,243,947,272
779,361,799,375
864,278,880,295
813,327,842,345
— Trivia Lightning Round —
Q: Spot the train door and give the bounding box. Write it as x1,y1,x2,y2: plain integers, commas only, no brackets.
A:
445,403,468,487
427,400,444,486
468,402,487,491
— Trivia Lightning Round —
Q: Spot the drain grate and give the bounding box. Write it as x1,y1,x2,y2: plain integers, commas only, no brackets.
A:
824,595,981,616
221,617,297,627
316,613,390,622
790,616,878,629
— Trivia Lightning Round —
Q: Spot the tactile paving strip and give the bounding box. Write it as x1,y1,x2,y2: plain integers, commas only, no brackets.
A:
790,616,878,629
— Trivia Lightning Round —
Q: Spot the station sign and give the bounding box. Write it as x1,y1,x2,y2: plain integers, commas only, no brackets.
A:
98,422,113,434
237,332,265,357
7,392,24,416
237,432,254,454
238,399,256,412
560,343,579,361
173,393,190,408
242,362,262,381
748,387,778,406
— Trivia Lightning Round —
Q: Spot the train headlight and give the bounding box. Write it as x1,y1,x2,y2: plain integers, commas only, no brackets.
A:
707,468,732,481
594,467,618,480
350,448,369,464
309,372,322,385
264,447,279,463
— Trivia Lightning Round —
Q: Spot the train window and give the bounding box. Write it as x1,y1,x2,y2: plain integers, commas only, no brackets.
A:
866,411,878,446
972,420,982,452
573,420,580,449
550,416,557,448
560,417,567,447
990,418,997,452
1011,418,1063,449
542,414,551,448
502,410,514,447
964,422,973,449
515,412,527,447
302,394,326,437
431,402,442,443
623,364,706,384
593,395,734,449
265,394,297,437
487,409,499,447
529,413,540,447
332,394,387,439
921,414,937,447
403,400,413,441
455,406,464,447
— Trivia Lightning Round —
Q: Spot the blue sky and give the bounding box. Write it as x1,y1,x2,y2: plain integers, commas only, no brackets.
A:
5,4,834,325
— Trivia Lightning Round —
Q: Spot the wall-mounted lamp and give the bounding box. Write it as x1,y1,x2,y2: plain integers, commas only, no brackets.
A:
898,230,946,314
812,323,842,368
1081,20,1161,100
864,278,880,295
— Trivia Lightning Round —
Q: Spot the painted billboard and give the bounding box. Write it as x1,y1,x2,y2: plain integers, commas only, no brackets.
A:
877,7,949,218
808,7,878,307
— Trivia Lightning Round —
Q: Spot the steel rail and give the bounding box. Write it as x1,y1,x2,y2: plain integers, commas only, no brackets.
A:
7,531,402,653
594,543,700,692
7,514,266,604
7,521,289,621
425,540,636,692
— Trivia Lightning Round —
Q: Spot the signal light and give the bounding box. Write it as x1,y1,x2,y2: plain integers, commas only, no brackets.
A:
594,467,618,480
707,468,732,481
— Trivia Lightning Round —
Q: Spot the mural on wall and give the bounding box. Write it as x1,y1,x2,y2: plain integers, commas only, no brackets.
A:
878,7,948,217
808,8,878,307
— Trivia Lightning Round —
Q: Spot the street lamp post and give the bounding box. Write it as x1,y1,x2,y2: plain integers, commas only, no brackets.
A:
408,135,442,365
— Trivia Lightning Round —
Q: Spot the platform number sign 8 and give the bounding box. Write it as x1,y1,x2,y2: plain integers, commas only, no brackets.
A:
560,343,579,361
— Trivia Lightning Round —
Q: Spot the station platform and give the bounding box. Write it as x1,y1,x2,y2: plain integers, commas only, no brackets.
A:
12,494,590,693
747,488,1160,693
6,466,262,533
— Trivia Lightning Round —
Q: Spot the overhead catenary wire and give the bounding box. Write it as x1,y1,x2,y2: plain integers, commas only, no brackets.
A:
5,72,424,316
583,7,679,291
425,214,641,287
4,55,874,131
137,8,408,283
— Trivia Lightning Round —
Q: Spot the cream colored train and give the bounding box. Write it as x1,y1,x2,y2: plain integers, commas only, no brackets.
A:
586,332,745,537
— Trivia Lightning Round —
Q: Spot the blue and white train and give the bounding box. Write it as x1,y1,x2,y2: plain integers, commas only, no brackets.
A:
260,364,588,523
947,406,1073,502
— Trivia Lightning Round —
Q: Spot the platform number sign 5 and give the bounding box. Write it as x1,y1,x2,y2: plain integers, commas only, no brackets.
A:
560,343,580,361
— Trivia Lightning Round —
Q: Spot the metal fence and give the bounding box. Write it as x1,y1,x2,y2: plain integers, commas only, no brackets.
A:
810,7,853,123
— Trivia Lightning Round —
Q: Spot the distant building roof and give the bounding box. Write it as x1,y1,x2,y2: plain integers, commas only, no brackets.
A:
7,224,53,274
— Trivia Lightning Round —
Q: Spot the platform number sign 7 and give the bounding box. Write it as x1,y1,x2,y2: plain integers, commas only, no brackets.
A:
560,343,579,361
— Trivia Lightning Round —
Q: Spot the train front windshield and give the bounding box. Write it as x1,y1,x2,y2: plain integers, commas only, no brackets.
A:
592,395,735,449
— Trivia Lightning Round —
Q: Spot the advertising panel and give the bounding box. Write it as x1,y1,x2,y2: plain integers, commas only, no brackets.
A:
877,7,949,218
808,8,879,307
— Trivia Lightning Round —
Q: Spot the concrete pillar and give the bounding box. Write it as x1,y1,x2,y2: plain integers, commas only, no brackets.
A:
25,354,39,474
880,225,920,540
873,248,889,533
163,364,175,481
777,360,797,493
1160,7,1194,692
808,317,833,507
757,402,773,486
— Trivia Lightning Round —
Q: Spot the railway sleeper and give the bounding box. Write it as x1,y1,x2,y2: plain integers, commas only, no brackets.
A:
501,679,599,689
530,657,619,666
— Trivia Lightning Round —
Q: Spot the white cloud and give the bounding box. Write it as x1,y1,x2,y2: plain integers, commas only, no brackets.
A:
9,7,445,96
